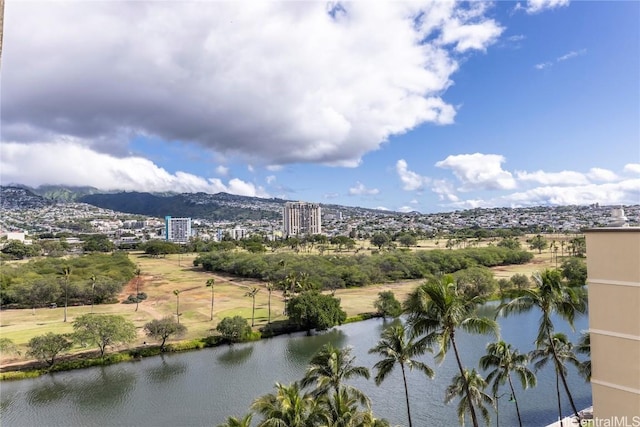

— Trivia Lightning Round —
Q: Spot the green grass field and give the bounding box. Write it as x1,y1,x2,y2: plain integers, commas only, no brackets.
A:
0,245,557,366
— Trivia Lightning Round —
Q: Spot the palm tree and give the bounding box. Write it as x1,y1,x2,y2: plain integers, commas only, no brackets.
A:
300,344,371,406
251,382,328,427
479,340,536,427
206,278,215,321
405,276,498,427
173,289,181,324
216,413,253,427
266,282,274,324
60,265,71,322
575,332,591,381
369,323,434,427
325,387,385,427
530,333,581,426
90,274,96,314
245,287,260,327
445,368,494,427
134,267,141,312
498,269,587,419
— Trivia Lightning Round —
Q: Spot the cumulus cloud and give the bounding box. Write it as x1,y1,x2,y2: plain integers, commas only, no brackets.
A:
587,167,618,182
623,163,640,174
431,179,460,202
0,141,269,197
348,182,380,196
521,0,570,14
516,170,589,186
266,175,277,185
435,153,517,191
397,206,415,213
2,1,503,174
396,159,431,191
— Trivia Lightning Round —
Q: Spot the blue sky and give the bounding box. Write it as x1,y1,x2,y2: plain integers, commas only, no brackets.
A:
2,1,639,213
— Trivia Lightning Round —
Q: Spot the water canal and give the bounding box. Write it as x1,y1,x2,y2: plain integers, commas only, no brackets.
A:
1,305,591,426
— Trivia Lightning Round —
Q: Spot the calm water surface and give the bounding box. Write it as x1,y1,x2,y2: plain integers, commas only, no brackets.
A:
1,305,590,427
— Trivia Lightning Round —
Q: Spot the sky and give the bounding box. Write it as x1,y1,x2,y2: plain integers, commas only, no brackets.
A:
1,0,639,213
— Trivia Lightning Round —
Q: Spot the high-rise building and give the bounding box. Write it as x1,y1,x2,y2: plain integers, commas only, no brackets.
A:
165,216,191,243
585,226,640,421
283,202,322,237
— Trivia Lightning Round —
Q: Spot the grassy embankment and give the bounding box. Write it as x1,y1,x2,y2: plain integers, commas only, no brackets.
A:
0,238,558,371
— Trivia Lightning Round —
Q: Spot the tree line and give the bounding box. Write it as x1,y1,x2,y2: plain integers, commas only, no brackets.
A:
0,252,136,308
194,246,533,291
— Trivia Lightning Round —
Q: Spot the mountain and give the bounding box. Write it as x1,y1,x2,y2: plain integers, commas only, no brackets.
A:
78,191,394,221
0,186,52,210
1,184,397,221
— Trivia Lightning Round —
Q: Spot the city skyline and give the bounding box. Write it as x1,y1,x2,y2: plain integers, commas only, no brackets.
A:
1,1,638,213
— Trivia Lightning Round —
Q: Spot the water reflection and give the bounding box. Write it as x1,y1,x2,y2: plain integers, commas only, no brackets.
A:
26,375,71,406
216,344,254,365
144,355,188,383
73,367,136,409
286,329,347,360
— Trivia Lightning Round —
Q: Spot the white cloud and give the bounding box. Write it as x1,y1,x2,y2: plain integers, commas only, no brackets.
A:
557,49,587,62
0,141,269,197
266,165,283,172
410,199,419,205
431,179,460,202
397,206,414,213
215,165,229,176
435,153,516,191
396,159,430,191
535,49,586,70
266,175,277,185
3,2,503,172
524,0,570,14
623,163,640,174
348,182,379,196
516,170,589,186
587,167,618,182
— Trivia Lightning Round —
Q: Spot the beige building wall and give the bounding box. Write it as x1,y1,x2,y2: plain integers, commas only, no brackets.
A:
585,228,640,420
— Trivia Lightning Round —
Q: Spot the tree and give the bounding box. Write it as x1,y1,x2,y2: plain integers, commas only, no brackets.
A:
245,287,260,327
73,314,136,357
498,269,587,419
206,278,215,321
444,369,494,427
300,344,370,406
287,291,346,333
173,289,181,324
530,333,581,425
369,323,434,427
398,234,417,248
266,282,275,324
251,382,328,427
60,265,71,322
0,337,20,356
510,274,530,290
134,268,141,312
479,340,536,427
576,332,591,382
27,332,73,367
561,258,587,287
497,237,521,250
216,414,253,427
405,276,498,427
528,234,548,254
370,233,390,250
144,316,187,351
373,291,402,318
216,315,252,343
